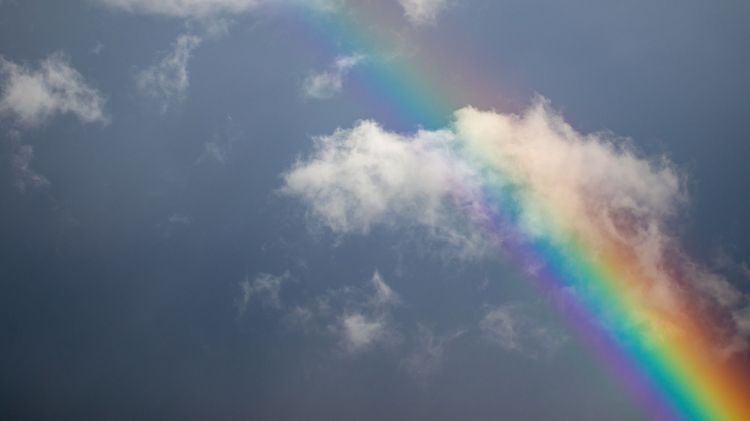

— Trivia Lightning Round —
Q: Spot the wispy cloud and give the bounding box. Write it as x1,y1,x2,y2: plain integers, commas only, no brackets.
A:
4,131,48,192
480,303,565,358
137,34,202,110
402,324,464,378
281,271,402,354
196,115,240,165
237,272,291,315
398,0,449,25
336,271,401,353
303,54,364,100
95,0,263,19
0,52,108,127
95,0,341,19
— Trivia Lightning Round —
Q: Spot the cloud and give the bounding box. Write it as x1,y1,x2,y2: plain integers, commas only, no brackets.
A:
480,303,565,357
337,271,401,353
95,0,341,19
398,0,448,25
402,324,463,378
340,313,388,352
95,0,263,19
303,54,364,100
281,119,494,258
237,272,291,315
90,42,104,55
167,214,192,225
0,53,108,127
4,132,48,192
282,271,401,353
137,34,202,109
283,99,750,354
196,115,239,164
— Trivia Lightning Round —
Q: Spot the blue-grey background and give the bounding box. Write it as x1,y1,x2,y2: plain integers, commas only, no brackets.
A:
1,1,748,419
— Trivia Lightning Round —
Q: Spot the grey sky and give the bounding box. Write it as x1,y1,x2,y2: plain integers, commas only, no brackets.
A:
1,1,749,420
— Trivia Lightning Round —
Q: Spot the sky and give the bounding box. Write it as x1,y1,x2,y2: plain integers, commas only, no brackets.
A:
1,1,750,420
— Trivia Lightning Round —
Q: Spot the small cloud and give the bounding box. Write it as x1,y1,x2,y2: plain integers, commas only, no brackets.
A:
95,0,342,20
237,272,291,315
5,132,48,192
340,312,387,352
398,0,449,25
0,52,108,127
136,34,202,110
280,271,402,354
402,324,463,378
480,303,565,358
198,141,227,164
196,115,239,165
90,42,104,55
370,270,400,307
335,271,401,353
95,0,263,19
303,54,364,100
167,214,192,225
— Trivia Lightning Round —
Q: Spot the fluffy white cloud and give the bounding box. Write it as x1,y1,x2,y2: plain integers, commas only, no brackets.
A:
398,0,448,25
283,99,750,353
281,119,494,258
303,54,364,100
0,53,108,127
137,34,202,108
480,303,565,357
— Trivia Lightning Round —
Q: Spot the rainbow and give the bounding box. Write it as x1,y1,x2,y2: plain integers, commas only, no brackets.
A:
287,2,750,420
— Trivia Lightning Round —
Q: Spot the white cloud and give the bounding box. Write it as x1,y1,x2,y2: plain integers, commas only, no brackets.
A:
136,34,202,109
340,312,387,352
370,270,400,307
95,0,341,19
303,54,364,100
282,271,401,353
281,119,494,258
237,272,291,314
480,303,565,357
0,53,108,127
398,0,448,25
336,271,401,353
283,99,750,353
95,0,263,19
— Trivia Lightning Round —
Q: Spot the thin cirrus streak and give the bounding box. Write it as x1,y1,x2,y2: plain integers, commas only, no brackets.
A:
283,2,750,420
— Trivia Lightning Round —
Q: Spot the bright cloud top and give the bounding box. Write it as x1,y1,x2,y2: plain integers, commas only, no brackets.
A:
0,53,108,127
284,100,750,419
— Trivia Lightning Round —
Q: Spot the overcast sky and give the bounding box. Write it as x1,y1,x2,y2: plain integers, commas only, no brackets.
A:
1,1,749,420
